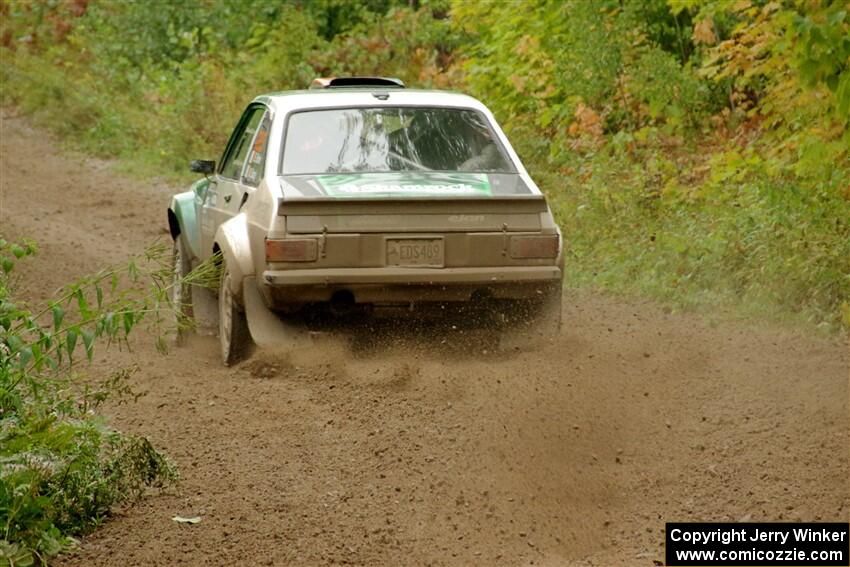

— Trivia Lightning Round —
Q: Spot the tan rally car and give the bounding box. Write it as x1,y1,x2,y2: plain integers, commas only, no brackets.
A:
168,77,563,364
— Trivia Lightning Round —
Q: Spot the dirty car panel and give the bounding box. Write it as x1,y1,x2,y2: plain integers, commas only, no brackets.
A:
170,82,563,358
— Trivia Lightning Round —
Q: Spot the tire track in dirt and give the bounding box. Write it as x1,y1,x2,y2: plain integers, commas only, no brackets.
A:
2,112,848,566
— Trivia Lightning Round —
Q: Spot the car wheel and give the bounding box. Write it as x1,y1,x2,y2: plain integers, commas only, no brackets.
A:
171,236,193,344
218,261,251,366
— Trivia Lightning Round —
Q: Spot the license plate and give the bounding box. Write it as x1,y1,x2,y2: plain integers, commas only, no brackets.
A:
386,238,444,267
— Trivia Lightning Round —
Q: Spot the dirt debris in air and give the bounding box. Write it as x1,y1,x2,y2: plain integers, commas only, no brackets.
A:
1,111,848,566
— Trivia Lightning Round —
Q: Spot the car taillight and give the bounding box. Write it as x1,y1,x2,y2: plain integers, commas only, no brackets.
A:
509,235,559,259
265,238,318,262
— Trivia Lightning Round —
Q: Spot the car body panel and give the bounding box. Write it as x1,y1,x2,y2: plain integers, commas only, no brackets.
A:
213,213,255,300
169,181,204,259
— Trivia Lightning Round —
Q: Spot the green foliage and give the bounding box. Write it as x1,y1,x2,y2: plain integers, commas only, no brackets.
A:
453,0,718,142
0,240,187,565
452,0,849,332
0,0,456,180
553,146,850,331
325,5,460,86
791,3,850,119
299,0,411,40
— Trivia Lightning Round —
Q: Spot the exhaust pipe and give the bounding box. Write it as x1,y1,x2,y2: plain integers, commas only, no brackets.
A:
329,290,356,317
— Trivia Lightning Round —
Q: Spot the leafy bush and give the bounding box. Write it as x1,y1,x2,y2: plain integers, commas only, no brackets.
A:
452,0,849,332
0,0,446,180
0,240,193,565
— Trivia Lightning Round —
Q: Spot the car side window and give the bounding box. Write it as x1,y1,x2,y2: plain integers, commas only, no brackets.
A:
242,113,271,187
219,107,265,180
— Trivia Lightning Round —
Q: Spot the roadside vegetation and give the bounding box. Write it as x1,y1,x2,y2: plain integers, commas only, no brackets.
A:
2,0,847,332
0,240,221,565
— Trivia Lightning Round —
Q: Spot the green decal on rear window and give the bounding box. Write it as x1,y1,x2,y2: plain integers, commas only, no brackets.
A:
315,173,491,198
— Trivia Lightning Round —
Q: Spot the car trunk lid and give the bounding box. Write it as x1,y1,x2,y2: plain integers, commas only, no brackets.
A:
278,172,545,233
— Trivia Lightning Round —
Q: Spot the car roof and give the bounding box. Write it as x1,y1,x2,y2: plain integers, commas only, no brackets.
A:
253,89,489,115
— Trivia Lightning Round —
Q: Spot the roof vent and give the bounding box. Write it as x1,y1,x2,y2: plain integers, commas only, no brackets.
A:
309,77,405,89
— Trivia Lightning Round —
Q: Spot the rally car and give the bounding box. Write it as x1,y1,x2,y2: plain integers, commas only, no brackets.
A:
167,77,563,365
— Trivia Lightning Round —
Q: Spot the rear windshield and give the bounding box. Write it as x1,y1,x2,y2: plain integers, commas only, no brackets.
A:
281,107,515,175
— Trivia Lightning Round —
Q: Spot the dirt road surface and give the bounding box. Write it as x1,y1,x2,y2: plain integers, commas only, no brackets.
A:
2,112,848,566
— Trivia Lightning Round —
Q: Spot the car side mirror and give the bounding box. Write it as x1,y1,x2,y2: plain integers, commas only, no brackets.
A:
190,159,215,175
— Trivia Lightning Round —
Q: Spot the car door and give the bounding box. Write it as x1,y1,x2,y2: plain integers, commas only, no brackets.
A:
199,105,267,259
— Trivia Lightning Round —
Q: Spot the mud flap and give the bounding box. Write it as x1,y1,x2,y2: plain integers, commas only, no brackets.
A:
242,277,311,349
189,286,218,335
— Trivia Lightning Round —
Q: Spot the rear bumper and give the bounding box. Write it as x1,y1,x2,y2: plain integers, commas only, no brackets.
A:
263,265,561,285
260,265,562,304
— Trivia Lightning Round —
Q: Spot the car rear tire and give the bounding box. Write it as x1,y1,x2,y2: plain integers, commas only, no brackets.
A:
218,262,251,366
171,237,193,345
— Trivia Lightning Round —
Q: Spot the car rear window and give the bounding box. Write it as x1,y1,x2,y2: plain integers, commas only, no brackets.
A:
281,107,515,175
